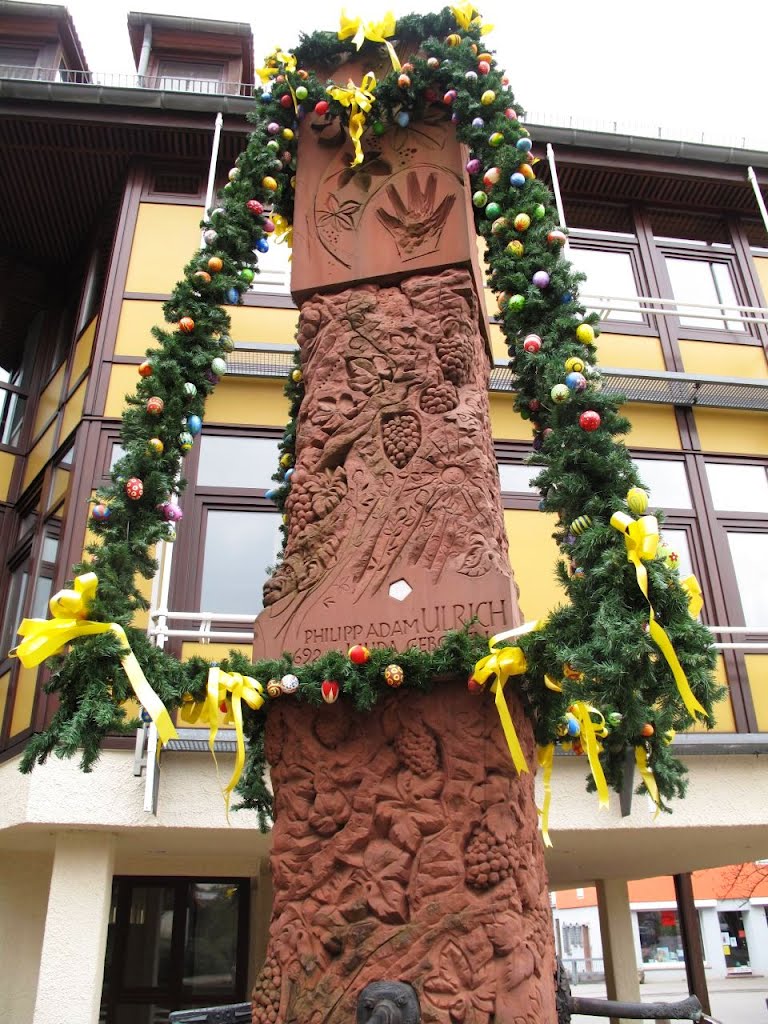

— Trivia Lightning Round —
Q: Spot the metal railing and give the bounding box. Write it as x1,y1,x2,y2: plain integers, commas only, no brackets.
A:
0,64,255,96
579,293,768,328
148,611,768,652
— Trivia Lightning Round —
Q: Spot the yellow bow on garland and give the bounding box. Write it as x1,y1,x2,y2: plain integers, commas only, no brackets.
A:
680,574,703,618
271,212,293,249
635,745,661,817
537,743,555,847
256,47,297,83
181,666,265,810
327,73,377,166
338,11,401,71
450,2,493,34
610,511,706,719
10,572,177,745
569,701,610,810
472,625,537,774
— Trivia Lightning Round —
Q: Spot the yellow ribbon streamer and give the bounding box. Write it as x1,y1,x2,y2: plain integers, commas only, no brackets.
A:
10,572,177,745
338,11,401,71
182,666,265,810
610,511,706,720
327,73,377,166
450,2,493,34
473,627,533,775
569,701,610,809
635,745,661,818
256,48,297,83
680,575,703,618
537,743,555,847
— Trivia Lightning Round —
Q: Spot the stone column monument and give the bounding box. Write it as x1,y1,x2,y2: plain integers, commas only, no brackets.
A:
251,59,557,1024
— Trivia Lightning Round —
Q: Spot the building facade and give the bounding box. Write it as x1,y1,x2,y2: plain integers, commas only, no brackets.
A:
1,4,767,1022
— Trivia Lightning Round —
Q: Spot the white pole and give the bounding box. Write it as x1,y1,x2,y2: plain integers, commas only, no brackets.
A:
747,166,768,237
546,143,568,231
202,112,224,241
137,23,152,80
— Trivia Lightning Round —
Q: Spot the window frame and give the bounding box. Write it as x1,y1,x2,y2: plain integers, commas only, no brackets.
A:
567,234,656,337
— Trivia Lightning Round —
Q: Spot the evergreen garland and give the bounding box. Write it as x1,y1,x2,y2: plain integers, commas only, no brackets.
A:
18,6,723,823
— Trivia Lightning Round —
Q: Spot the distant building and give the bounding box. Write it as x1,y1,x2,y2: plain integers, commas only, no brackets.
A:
0,4,767,1022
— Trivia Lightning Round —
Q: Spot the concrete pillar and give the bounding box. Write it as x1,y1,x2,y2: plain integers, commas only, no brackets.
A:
32,831,116,1024
698,906,727,978
0,851,53,1021
596,878,641,1024
743,903,768,975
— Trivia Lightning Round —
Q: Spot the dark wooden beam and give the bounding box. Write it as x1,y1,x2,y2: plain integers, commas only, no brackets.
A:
674,872,712,1016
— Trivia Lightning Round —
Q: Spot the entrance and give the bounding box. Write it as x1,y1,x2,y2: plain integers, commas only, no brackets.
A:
100,876,249,1022
718,909,751,972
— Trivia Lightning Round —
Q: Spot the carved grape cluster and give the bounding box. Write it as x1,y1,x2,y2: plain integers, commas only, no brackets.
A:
382,413,421,468
286,487,317,538
420,381,459,414
252,952,282,1024
436,321,474,387
394,721,439,776
465,823,513,890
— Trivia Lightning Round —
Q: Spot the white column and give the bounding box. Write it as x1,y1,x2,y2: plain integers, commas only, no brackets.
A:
32,831,116,1024
698,906,727,978
744,903,768,974
596,878,641,1024
0,851,53,1021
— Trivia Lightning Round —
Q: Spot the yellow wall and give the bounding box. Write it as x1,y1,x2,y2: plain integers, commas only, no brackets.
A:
503,508,563,621
114,300,164,357
0,451,15,503
679,340,768,378
59,380,86,444
125,203,203,294
598,333,665,371
745,654,768,731
9,664,38,736
206,377,290,427
33,366,65,440
23,423,56,490
69,318,96,388
689,656,735,733
753,256,768,305
620,402,680,449
104,364,142,419
489,393,531,441
694,408,768,454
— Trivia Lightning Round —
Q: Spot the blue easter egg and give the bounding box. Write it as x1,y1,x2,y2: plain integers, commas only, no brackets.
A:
509,172,526,187
567,716,581,737
187,415,203,435
260,92,272,103
265,489,276,500
285,467,294,479
561,293,573,304
227,287,240,304
396,111,410,127
256,238,269,253
516,137,533,153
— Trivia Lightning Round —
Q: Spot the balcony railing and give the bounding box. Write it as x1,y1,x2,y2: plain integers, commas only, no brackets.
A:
0,64,255,96
148,610,768,652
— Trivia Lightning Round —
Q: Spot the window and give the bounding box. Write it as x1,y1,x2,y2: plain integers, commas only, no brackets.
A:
498,463,537,494
632,459,691,509
637,909,685,964
197,435,279,490
0,45,38,78
727,533,768,628
199,509,281,614
569,246,643,323
660,529,694,582
100,876,249,1022
249,235,291,295
706,463,768,514
156,60,225,94
664,257,745,332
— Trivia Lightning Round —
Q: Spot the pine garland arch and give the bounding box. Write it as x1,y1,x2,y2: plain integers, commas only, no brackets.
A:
17,6,723,828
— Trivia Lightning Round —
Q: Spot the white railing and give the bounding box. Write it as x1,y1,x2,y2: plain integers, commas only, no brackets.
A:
148,611,768,651
579,293,768,328
0,64,254,96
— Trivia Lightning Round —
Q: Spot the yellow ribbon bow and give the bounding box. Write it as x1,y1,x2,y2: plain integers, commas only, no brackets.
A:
10,572,177,745
473,624,536,775
450,2,493,34
635,745,661,817
338,11,401,71
569,701,610,810
256,47,297,83
610,511,706,720
327,73,377,166
182,666,265,811
271,212,293,249
537,743,555,847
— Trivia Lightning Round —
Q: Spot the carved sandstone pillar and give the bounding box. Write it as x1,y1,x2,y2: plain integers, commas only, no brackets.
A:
251,75,556,1024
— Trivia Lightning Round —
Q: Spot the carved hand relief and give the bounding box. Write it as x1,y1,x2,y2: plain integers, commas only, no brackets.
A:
292,117,480,298
251,683,557,1024
253,270,520,661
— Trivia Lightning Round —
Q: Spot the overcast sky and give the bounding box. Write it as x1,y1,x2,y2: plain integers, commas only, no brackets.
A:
63,0,768,151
